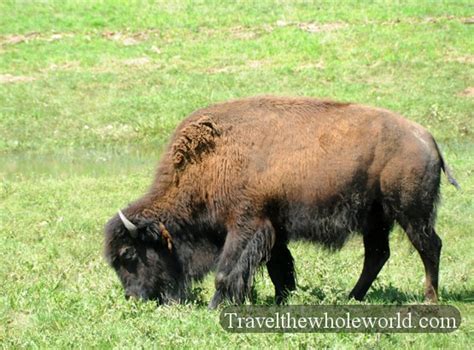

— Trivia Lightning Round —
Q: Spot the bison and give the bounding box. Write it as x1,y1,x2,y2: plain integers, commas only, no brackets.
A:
104,96,459,309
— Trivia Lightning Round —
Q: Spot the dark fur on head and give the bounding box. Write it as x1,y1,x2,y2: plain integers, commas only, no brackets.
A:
104,213,185,303
104,203,223,303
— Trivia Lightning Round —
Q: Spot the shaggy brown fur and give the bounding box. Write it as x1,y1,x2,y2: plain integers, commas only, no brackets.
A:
104,96,458,308
171,116,221,180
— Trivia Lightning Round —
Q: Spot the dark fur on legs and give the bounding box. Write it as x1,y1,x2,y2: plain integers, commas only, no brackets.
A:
209,218,275,309
267,243,296,304
349,202,393,300
401,222,442,302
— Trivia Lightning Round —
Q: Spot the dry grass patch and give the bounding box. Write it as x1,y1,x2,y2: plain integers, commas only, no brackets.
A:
297,61,326,71
122,57,152,66
458,87,474,97
0,30,160,47
0,32,74,46
101,30,160,46
445,55,474,65
203,21,346,41
228,25,273,40
0,74,36,84
297,22,347,33
275,20,347,33
377,15,474,26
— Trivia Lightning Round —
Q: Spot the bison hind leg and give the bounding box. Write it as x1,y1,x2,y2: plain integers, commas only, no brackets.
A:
349,201,394,301
398,217,442,303
394,172,442,302
383,151,442,302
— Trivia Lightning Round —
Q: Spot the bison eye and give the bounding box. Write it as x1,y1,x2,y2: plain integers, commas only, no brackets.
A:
118,246,137,261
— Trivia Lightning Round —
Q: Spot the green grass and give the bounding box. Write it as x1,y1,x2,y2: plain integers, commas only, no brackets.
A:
0,1,473,348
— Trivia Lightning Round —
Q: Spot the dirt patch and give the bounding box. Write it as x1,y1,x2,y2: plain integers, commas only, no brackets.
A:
0,74,36,84
0,32,73,46
228,25,273,40
101,29,160,46
0,32,40,45
445,55,474,64
1,30,160,47
379,15,474,26
204,21,344,40
297,22,347,33
46,33,69,42
275,20,347,33
458,87,474,97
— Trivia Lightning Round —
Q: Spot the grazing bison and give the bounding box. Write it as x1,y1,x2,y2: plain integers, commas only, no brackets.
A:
104,96,459,308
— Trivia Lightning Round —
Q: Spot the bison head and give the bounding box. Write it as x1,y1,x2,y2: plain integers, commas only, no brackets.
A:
104,210,185,304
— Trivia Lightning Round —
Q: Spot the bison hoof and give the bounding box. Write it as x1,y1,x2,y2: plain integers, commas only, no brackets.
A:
424,287,438,303
208,290,224,310
348,291,365,301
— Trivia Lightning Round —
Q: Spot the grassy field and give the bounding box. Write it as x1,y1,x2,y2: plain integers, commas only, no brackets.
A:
1,1,473,348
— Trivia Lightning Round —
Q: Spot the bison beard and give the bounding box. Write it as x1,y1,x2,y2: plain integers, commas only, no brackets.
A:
104,96,459,309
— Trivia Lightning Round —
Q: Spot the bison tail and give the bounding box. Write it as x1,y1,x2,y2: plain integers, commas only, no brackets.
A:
433,139,461,190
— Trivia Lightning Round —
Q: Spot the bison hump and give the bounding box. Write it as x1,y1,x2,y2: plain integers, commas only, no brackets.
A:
172,115,221,171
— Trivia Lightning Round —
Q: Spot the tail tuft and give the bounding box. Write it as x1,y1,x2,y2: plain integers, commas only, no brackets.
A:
433,140,461,190
443,164,461,190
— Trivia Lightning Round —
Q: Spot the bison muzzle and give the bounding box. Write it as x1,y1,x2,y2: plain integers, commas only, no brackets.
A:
104,96,459,308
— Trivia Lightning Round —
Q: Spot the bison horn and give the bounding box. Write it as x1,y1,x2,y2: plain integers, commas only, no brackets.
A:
118,210,138,237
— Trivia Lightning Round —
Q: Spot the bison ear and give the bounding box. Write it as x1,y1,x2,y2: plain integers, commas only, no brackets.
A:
139,221,161,243
139,221,173,251
132,218,173,251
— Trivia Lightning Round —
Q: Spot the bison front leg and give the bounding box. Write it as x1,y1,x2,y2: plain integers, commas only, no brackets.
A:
208,218,275,309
